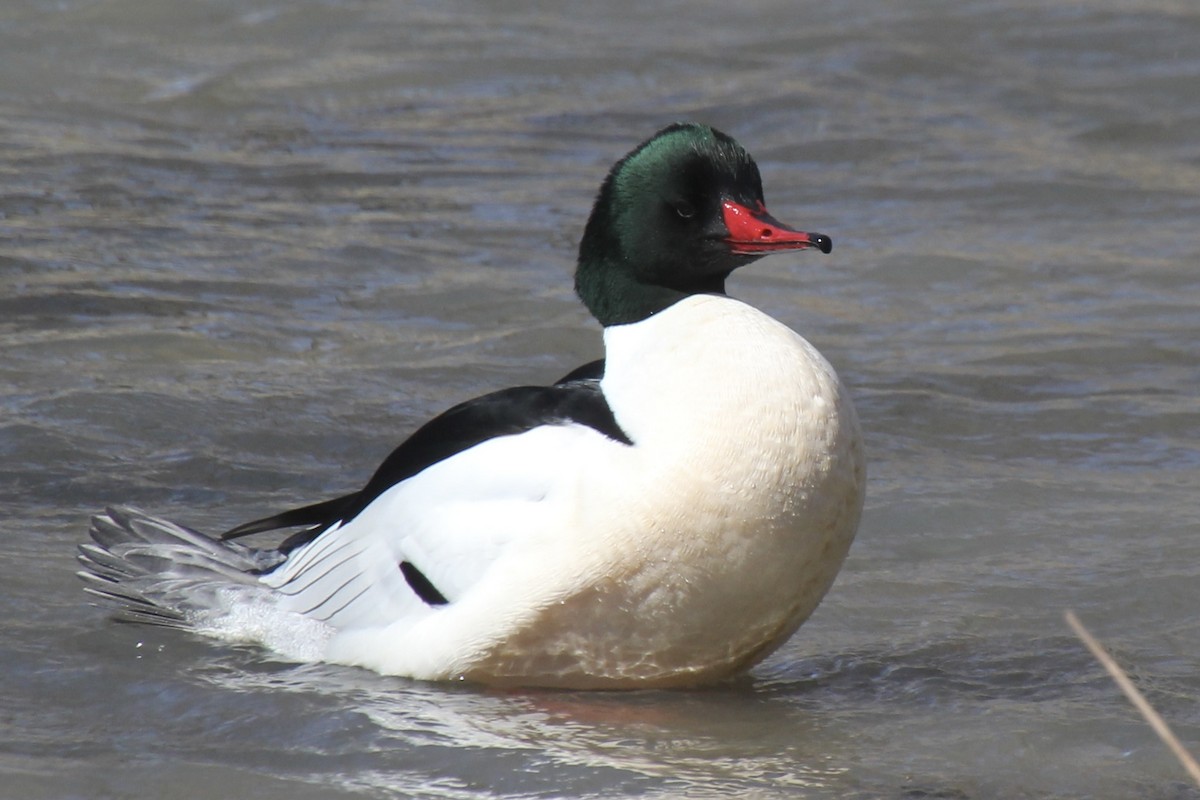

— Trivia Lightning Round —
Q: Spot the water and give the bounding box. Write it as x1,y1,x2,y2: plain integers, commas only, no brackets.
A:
2,0,1198,797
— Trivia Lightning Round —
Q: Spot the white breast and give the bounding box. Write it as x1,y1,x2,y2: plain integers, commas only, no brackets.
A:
460,294,866,687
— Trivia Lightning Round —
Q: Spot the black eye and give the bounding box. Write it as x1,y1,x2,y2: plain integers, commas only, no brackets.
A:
674,201,696,219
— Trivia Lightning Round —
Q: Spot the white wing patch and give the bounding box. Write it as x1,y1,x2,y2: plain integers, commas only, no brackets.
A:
261,422,611,631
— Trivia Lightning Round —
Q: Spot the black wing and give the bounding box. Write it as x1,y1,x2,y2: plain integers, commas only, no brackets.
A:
555,358,605,384
223,361,627,553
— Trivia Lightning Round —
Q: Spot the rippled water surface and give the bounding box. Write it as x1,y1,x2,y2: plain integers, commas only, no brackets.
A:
3,1,1199,797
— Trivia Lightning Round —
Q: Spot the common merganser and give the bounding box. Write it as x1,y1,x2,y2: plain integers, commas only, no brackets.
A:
78,123,865,689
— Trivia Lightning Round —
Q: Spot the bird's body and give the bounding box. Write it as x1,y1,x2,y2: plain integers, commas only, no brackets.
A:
79,123,865,688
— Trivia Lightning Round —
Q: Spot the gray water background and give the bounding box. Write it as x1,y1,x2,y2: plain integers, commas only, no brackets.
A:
2,1,1198,797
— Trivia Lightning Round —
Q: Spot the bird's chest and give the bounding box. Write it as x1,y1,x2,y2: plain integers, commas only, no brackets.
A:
600,295,848,514
463,298,865,687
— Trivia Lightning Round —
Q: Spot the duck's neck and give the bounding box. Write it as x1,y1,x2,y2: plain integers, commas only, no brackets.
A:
574,259,678,327
575,255,731,327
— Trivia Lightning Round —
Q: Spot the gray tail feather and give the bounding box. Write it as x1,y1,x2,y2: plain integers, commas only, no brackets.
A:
77,506,285,627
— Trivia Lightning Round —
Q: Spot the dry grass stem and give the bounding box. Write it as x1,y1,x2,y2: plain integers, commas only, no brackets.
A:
1065,610,1200,787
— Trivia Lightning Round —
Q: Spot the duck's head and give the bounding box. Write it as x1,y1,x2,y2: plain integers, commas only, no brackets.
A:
576,123,831,327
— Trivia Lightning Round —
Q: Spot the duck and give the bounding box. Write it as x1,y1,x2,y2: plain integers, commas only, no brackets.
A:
78,122,866,689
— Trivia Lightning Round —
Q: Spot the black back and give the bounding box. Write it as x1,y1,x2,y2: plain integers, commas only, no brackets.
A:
223,361,628,554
